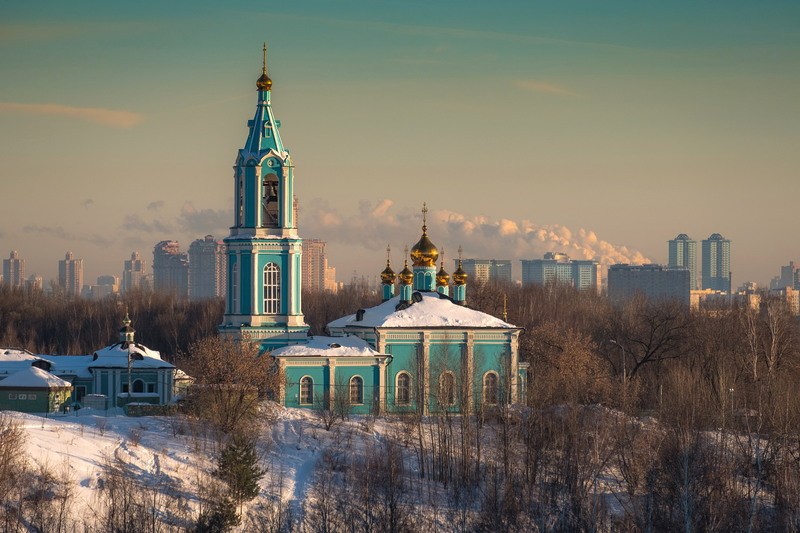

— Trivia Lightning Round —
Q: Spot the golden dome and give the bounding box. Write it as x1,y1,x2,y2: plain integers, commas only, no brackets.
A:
453,261,467,286
410,233,439,267
436,264,450,287
410,204,438,267
398,260,413,285
381,262,396,285
256,72,272,91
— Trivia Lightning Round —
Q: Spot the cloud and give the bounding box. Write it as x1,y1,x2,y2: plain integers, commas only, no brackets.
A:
300,200,650,268
21,225,112,247
146,201,165,211
120,214,173,234
513,79,579,97
176,203,229,235
0,102,143,128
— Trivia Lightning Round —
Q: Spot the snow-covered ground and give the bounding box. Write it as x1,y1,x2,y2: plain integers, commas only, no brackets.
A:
3,405,425,530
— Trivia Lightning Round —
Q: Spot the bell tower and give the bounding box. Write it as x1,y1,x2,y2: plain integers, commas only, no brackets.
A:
220,44,309,350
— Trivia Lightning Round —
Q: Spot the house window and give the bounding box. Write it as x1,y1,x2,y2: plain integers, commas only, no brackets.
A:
133,379,145,393
483,372,499,405
349,376,364,405
76,386,86,402
264,263,280,314
8,394,16,400
439,372,455,407
396,372,411,405
299,376,313,405
147,383,156,393
18,394,26,400
28,394,36,400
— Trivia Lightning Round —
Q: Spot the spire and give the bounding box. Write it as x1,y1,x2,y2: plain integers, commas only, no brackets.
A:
256,42,273,91
243,43,285,156
422,202,428,235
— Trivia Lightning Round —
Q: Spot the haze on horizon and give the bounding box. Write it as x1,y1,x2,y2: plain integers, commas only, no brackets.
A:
1,0,798,287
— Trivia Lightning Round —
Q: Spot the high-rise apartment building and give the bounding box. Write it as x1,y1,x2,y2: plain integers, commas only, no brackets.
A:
301,239,336,292
770,261,799,290
188,235,227,299
58,251,84,296
122,251,147,293
668,234,697,290
2,251,25,288
457,259,513,285
153,241,189,296
607,264,690,306
520,252,600,292
701,233,731,292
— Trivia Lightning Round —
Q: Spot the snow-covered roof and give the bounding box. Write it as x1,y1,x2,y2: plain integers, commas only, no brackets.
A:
0,366,72,389
0,349,48,373
88,342,173,369
327,292,517,329
272,336,386,358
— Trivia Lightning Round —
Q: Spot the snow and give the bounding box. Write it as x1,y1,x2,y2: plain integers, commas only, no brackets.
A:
88,343,173,369
271,335,385,358
327,292,517,329
0,366,72,388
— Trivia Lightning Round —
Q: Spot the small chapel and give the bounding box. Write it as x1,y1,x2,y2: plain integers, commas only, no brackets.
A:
219,46,527,414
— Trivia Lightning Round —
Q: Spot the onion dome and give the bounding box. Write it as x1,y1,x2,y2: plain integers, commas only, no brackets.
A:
381,245,396,284
398,260,413,286
410,203,439,267
453,260,467,286
256,43,273,91
381,261,396,285
436,262,450,287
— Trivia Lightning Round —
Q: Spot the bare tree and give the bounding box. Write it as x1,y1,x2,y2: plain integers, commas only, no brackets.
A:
178,335,281,435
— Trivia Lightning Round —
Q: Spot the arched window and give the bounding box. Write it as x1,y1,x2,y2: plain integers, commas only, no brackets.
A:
300,376,313,405
262,173,279,227
483,372,499,405
264,263,280,314
133,379,145,393
439,372,455,407
396,372,411,405
349,376,364,405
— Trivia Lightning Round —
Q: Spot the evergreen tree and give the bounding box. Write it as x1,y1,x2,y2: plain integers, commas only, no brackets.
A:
215,435,266,506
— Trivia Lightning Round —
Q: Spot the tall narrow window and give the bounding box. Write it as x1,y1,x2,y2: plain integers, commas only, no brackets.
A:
300,376,313,405
231,259,239,314
483,372,499,405
439,372,455,407
349,376,364,405
237,174,244,227
396,372,411,405
264,262,280,314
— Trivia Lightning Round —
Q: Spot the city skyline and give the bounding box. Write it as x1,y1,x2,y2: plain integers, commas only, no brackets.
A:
1,1,798,286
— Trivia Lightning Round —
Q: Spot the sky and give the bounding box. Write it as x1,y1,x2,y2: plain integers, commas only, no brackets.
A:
1,1,798,287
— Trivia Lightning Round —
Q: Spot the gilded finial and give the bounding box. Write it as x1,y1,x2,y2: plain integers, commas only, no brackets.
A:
453,245,467,285
256,42,273,91
422,202,428,234
380,244,396,285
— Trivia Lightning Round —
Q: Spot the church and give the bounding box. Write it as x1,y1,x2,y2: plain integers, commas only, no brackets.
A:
219,46,528,414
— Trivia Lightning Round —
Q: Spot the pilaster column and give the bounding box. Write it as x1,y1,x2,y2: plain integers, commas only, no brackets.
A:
377,358,386,413
509,333,519,403
327,358,336,409
422,332,430,415
465,332,475,413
